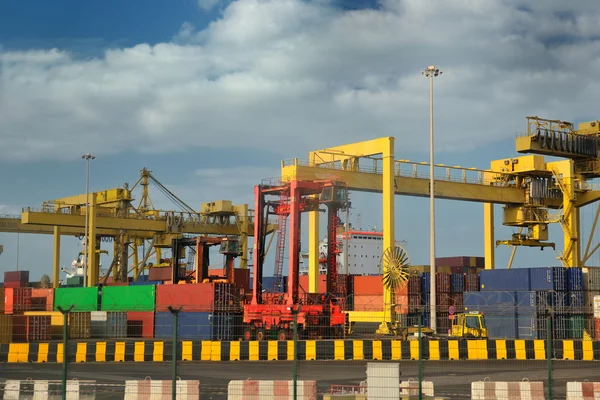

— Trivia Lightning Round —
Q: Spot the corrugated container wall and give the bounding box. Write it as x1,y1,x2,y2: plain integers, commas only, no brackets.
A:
31,289,54,312
464,273,479,292
127,311,155,338
479,269,530,291
464,291,517,315
54,287,99,312
408,276,421,295
4,288,32,314
100,285,156,311
568,291,585,312
23,311,64,339
567,268,584,291
528,267,567,291
155,311,211,340
156,283,214,312
12,315,51,342
4,271,29,288
69,312,92,339
583,267,600,291
91,311,127,338
0,314,13,343
450,274,464,293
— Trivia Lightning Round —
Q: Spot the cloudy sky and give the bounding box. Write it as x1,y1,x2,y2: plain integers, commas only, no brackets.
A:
1,0,600,281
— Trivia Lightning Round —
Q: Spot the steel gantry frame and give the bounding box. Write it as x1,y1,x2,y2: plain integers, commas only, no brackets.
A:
279,120,600,333
15,168,277,287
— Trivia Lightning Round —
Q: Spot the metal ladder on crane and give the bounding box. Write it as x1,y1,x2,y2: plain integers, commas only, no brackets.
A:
273,193,288,292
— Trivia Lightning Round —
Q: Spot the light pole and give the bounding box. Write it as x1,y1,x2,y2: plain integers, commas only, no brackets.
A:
82,153,95,287
422,65,442,332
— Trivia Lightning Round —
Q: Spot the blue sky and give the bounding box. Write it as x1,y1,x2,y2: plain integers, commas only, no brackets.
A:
1,0,600,281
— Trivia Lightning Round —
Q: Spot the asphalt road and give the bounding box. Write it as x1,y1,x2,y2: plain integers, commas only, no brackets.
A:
0,361,596,399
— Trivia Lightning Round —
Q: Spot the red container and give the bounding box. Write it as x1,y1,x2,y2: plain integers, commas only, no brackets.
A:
408,294,421,313
465,273,480,292
353,295,383,311
436,312,451,334
12,315,51,342
3,281,28,288
156,282,242,312
436,273,451,293
4,271,29,283
127,311,155,338
408,275,421,295
4,288,32,314
31,289,54,312
149,267,185,282
233,269,250,291
595,319,600,341
353,276,383,295
298,275,327,293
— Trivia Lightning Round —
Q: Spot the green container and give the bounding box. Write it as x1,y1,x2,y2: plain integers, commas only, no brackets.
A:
568,314,585,339
66,276,84,287
54,287,99,312
100,285,156,311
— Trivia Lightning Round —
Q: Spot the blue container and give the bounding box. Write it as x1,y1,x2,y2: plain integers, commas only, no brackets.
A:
450,273,465,293
515,291,537,315
485,315,518,339
567,291,585,312
554,314,569,339
464,291,517,315
130,280,162,286
211,313,242,341
536,291,568,314
529,267,567,291
421,273,431,293
421,313,431,328
155,311,212,340
567,268,584,291
421,293,430,307
479,269,530,291
517,314,540,339
261,276,286,293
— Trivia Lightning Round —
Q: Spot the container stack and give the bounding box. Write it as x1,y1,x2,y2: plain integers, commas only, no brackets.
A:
154,282,243,340
4,271,29,288
583,267,600,340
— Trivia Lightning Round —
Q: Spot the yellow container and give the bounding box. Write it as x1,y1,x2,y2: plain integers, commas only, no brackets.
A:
0,315,12,343
23,311,66,326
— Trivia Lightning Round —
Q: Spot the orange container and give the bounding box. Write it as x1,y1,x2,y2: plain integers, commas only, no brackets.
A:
595,319,600,341
298,275,327,293
4,288,32,314
353,295,383,311
31,289,54,312
353,276,384,295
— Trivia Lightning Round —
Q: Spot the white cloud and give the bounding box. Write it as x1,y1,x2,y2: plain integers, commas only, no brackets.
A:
1,0,599,163
198,0,224,11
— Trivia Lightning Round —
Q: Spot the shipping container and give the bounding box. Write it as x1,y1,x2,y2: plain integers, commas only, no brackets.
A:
31,289,54,312
66,276,84,287
450,273,464,293
465,273,479,292
91,311,127,338
464,291,517,315
353,276,383,295
157,283,214,312
155,311,210,340
516,314,539,339
0,314,13,343
436,273,451,293
449,293,464,313
4,271,29,286
583,267,600,291
69,312,92,339
12,315,51,342
101,285,156,311
480,269,530,291
436,312,451,334
421,273,430,293
129,281,163,286
528,267,567,292
566,314,585,339
408,275,421,295
515,291,537,315
435,256,484,268
211,313,243,341
4,287,32,314
54,287,99,312
536,291,568,314
567,268,584,291
408,294,421,313
353,295,383,311
595,318,600,340
23,311,64,340
299,275,327,294
214,283,242,313
567,291,585,312
127,311,155,338
585,291,600,311
484,314,518,339
148,266,185,282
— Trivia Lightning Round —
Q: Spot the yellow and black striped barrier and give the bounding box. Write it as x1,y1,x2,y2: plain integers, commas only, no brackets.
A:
1,339,599,363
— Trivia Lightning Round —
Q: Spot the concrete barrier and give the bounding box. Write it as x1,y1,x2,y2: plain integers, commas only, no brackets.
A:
399,379,435,397
1,379,96,399
227,380,317,400
123,377,200,400
471,380,545,399
566,381,600,399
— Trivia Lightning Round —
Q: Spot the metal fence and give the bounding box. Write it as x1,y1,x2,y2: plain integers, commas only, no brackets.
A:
2,305,599,399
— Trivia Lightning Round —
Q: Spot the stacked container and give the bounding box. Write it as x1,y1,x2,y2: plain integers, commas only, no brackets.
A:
91,311,127,338
4,271,29,288
582,267,600,339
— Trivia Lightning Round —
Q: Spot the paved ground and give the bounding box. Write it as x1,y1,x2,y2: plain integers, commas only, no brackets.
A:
0,361,596,399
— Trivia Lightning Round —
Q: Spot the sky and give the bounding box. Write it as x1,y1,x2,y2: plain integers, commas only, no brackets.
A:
1,0,600,281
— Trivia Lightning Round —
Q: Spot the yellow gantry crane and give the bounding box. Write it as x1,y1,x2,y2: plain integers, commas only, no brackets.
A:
19,168,276,287
280,116,600,334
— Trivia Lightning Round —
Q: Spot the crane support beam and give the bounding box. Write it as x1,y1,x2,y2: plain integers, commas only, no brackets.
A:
0,216,152,237
281,163,562,207
20,210,255,235
52,188,133,208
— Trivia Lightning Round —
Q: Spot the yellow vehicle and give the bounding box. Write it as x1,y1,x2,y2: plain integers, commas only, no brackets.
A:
450,311,488,338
